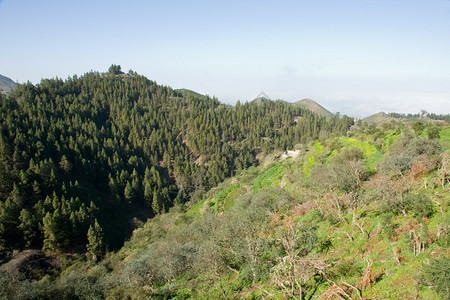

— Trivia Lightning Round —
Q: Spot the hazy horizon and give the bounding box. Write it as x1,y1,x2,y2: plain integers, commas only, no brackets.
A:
1,0,449,117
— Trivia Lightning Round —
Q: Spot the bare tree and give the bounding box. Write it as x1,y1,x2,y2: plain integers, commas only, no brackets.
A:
271,225,328,299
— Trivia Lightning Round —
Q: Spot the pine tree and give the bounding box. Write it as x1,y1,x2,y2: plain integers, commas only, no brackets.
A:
59,155,73,173
18,208,37,247
86,218,105,261
42,209,69,252
0,199,21,247
152,188,161,214
124,181,134,201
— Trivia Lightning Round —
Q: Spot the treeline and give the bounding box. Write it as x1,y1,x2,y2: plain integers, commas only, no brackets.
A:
0,67,353,253
388,111,450,122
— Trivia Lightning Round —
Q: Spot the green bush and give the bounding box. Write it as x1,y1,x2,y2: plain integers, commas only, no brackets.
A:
420,256,450,299
405,193,434,219
380,213,397,239
427,126,440,139
437,215,450,248
335,261,363,279
379,134,441,174
381,192,434,219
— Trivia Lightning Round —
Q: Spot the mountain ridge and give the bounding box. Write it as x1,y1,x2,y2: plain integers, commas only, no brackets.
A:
363,111,450,124
0,74,16,93
249,95,334,118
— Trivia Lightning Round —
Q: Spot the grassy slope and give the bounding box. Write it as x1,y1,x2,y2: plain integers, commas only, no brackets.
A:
440,127,450,150
125,128,447,299
338,137,384,172
304,141,323,176
120,128,450,299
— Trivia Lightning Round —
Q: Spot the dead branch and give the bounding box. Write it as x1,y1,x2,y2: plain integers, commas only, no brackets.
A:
393,246,401,265
361,257,375,289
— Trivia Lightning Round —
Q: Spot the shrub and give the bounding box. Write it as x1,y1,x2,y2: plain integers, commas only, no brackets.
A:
330,147,368,192
379,155,412,174
404,193,434,219
437,215,450,248
335,261,362,279
412,121,425,135
427,126,440,139
381,193,434,219
379,135,441,175
404,138,441,157
420,256,450,299
380,213,397,239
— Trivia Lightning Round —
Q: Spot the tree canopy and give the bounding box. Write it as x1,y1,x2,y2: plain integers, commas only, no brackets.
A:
0,69,353,252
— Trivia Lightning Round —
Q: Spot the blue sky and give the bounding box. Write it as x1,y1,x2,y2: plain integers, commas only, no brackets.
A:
1,0,449,117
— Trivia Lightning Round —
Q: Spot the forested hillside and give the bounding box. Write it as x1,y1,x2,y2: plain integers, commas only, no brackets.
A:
0,67,353,254
1,116,448,299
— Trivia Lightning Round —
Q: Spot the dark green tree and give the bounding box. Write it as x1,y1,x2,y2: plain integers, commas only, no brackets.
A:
18,208,39,247
42,209,69,252
86,218,105,260
108,64,122,75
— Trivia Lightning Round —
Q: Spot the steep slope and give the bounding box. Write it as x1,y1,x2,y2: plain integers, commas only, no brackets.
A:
0,74,16,93
3,124,447,299
292,98,333,118
0,68,353,255
111,127,449,299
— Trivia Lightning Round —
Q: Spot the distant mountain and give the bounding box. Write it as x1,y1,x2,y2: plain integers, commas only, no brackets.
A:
291,98,333,118
251,97,270,105
362,112,394,124
251,91,271,104
0,74,16,93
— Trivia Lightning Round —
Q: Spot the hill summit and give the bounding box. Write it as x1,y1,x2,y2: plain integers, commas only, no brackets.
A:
251,91,271,104
292,98,333,118
362,112,391,124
